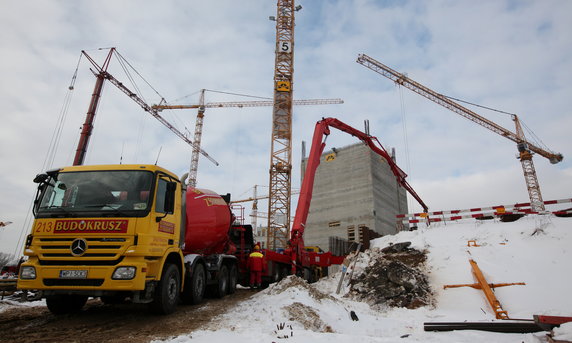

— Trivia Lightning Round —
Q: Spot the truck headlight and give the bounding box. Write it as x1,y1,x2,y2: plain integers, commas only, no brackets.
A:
112,266,136,280
20,266,36,280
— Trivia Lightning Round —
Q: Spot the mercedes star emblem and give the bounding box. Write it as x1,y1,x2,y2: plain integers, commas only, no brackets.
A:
70,238,88,256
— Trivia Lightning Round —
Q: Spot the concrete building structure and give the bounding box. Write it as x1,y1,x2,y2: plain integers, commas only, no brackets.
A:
301,142,408,252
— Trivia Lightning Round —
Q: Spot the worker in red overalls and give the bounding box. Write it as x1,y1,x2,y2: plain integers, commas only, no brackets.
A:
247,244,265,289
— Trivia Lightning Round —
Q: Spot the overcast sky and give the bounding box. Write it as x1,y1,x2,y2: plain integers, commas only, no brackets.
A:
1,0,571,256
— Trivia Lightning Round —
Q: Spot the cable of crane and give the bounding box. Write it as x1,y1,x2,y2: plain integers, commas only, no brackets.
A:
170,89,203,103
170,89,272,104
115,54,147,104
237,186,255,199
115,51,165,101
114,50,193,156
398,86,414,212
442,93,555,153
43,51,83,170
441,94,517,117
204,89,273,100
520,120,553,153
17,53,85,260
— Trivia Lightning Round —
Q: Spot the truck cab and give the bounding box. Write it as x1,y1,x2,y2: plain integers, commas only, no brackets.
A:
18,164,184,314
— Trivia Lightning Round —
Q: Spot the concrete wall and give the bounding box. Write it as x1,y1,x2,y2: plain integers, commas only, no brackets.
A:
300,143,408,251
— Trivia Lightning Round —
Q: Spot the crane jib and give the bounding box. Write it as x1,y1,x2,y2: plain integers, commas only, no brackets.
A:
356,54,562,164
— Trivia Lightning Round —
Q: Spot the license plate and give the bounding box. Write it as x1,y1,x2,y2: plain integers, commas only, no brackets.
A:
59,270,88,279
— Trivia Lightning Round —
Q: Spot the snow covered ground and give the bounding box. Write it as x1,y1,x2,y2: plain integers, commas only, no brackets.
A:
1,215,570,342
0,298,46,312
156,215,571,343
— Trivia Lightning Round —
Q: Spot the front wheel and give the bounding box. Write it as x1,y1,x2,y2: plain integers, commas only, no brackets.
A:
150,264,180,315
46,294,88,315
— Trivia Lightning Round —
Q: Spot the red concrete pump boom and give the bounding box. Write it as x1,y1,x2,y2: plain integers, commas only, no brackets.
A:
289,117,428,272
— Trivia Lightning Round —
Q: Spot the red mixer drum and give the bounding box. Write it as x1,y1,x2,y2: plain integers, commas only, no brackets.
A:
183,188,232,255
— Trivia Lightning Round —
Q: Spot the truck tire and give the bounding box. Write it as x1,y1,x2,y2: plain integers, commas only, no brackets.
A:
228,263,238,294
182,263,205,305
271,263,281,283
46,294,88,315
281,265,290,279
303,267,313,283
213,264,229,298
150,263,180,315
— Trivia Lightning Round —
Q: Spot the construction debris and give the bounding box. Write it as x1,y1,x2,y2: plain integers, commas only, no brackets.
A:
348,242,434,309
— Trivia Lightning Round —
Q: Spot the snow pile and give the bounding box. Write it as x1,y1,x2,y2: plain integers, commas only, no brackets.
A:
155,215,571,343
155,273,419,343
553,322,572,341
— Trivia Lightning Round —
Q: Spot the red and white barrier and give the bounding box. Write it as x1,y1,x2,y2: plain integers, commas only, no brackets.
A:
397,198,572,224
397,198,572,219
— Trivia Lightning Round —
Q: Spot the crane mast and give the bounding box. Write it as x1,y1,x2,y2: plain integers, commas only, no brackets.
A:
188,89,206,188
357,54,563,212
73,49,115,166
267,0,297,251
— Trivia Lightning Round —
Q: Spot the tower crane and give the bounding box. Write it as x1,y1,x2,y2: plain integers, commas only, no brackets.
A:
266,0,299,251
357,53,563,212
152,93,343,187
74,49,218,167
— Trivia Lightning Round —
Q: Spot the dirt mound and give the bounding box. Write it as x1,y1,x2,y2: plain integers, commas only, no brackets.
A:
349,242,434,309
283,302,334,333
266,275,337,303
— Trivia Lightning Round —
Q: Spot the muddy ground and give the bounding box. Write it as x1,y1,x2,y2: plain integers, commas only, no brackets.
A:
0,289,257,343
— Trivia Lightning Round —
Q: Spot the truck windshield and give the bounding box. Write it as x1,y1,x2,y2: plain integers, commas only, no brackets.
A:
36,170,154,218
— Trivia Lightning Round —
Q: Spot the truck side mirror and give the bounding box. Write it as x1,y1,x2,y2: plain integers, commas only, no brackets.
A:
33,174,48,184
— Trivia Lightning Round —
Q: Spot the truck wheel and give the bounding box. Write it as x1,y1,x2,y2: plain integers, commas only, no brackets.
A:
303,267,313,283
271,263,283,283
46,294,88,315
182,263,205,305
228,263,238,294
214,264,229,298
150,264,180,315
281,265,290,279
